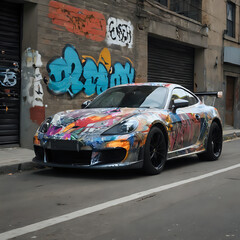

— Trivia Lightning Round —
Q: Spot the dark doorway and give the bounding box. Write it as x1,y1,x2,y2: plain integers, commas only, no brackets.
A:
225,76,235,127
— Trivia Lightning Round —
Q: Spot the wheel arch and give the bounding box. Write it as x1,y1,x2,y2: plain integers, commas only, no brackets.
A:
151,122,169,149
204,117,223,149
211,117,223,136
198,117,223,161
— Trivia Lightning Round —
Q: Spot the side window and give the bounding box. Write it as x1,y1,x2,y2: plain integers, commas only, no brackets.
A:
187,92,198,105
227,1,235,38
171,88,198,107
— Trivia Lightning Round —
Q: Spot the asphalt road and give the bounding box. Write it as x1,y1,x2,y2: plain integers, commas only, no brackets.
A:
1,139,240,240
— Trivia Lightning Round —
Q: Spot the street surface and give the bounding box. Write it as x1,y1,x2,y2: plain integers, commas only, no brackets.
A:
1,139,240,240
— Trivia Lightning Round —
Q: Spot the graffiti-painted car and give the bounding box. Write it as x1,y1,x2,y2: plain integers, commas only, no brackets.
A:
33,83,223,175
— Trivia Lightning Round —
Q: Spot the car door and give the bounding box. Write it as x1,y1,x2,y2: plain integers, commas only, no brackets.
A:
167,88,201,152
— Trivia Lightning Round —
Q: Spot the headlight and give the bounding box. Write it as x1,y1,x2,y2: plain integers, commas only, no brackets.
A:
102,119,138,135
39,117,52,133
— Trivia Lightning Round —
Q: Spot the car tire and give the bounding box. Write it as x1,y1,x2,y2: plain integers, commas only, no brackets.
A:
198,122,222,161
143,127,167,175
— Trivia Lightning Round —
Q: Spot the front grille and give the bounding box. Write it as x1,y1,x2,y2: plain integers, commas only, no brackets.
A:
46,149,92,165
45,139,82,151
99,148,127,163
34,146,127,166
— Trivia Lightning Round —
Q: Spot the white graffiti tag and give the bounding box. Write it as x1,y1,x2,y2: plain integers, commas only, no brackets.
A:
106,17,133,48
0,70,17,87
22,48,44,107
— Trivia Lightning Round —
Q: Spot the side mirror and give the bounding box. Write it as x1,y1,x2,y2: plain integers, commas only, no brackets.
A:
81,100,92,109
172,99,189,111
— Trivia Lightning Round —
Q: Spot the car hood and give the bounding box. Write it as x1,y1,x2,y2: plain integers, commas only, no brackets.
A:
44,108,146,140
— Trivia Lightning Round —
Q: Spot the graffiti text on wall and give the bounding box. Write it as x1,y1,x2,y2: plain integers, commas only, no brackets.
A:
22,48,45,125
106,17,133,48
48,1,106,42
0,70,17,87
47,44,135,97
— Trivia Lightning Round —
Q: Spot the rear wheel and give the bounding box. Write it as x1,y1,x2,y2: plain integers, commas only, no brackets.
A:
198,122,222,161
143,127,167,175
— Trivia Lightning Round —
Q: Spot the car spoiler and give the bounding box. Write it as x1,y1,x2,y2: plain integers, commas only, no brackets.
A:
195,91,223,98
194,91,223,106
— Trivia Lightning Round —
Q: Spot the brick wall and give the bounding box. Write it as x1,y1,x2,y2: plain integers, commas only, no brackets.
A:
36,0,140,117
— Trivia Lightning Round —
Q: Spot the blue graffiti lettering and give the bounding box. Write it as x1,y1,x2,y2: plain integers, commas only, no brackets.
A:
110,62,135,88
83,59,108,95
47,44,83,96
47,44,135,97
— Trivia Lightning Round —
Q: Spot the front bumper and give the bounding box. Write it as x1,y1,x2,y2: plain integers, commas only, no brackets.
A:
33,156,143,169
33,134,145,169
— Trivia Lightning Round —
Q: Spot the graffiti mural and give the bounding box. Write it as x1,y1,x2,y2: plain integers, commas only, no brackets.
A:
106,17,133,48
48,1,106,42
46,44,135,97
0,70,17,87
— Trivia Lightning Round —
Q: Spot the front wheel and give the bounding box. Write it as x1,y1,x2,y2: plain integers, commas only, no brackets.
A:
198,122,222,161
143,127,167,175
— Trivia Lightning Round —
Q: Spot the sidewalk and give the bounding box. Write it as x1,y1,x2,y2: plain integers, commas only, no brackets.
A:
0,128,240,175
0,147,36,174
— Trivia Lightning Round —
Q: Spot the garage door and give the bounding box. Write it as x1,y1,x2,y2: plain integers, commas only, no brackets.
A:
0,1,22,145
148,36,194,91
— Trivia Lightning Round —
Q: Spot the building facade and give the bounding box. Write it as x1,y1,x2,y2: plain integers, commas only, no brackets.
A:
0,0,240,148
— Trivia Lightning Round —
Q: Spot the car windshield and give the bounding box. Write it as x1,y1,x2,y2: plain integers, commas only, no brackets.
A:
87,86,168,109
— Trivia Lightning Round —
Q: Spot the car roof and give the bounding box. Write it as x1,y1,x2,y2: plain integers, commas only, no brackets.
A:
111,82,200,103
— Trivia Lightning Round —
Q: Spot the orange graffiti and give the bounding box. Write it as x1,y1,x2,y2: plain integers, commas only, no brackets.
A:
62,122,75,133
97,48,111,72
48,1,106,42
82,48,112,72
106,140,130,162
33,135,40,146
75,114,114,127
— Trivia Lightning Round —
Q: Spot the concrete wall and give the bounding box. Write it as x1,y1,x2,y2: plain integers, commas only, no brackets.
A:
202,0,240,126
137,0,208,92
20,1,39,148
19,0,240,148
20,0,139,148
18,0,212,148
38,0,139,112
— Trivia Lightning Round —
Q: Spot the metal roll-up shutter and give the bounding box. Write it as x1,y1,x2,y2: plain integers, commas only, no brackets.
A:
0,1,22,145
148,36,194,91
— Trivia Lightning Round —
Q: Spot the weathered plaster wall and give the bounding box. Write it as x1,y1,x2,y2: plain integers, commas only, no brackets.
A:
38,0,138,114
136,0,208,100
202,0,240,125
21,0,139,147
20,0,240,148
20,2,40,148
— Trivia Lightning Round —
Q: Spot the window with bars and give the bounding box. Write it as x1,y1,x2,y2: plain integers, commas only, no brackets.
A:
170,0,201,22
226,1,235,38
155,0,168,7
154,0,202,22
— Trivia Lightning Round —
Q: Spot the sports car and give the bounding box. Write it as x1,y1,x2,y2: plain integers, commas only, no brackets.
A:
33,83,223,175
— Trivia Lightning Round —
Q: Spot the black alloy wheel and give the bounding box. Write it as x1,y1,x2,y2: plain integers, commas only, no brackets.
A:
211,124,222,158
198,122,222,161
143,127,167,175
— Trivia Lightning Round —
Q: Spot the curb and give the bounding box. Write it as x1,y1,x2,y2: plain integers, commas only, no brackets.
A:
223,132,240,141
0,162,40,175
1,133,239,175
